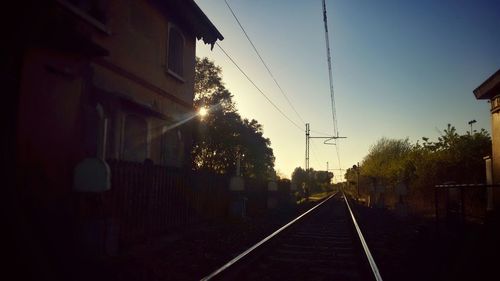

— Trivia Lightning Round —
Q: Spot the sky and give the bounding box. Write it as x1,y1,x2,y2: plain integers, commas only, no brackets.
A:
194,0,500,181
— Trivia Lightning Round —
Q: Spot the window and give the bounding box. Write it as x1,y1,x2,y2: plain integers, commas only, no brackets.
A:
122,114,148,162
160,127,184,167
492,95,500,113
167,26,184,79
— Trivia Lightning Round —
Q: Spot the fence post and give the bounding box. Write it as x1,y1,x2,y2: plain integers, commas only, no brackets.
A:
435,187,439,221
460,187,465,225
435,186,440,238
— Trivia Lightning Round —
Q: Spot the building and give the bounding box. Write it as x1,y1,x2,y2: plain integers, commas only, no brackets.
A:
473,69,500,205
16,1,222,196
8,0,222,275
18,0,223,173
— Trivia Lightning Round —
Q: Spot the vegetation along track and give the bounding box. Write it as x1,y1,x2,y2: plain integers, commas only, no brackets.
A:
201,192,382,281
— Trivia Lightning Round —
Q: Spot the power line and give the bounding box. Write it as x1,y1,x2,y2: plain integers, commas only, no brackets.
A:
224,0,306,125
322,0,339,137
310,130,342,177
334,141,342,172
215,42,304,132
322,0,343,173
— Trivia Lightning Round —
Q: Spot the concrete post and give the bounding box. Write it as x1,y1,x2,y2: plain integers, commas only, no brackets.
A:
485,156,494,211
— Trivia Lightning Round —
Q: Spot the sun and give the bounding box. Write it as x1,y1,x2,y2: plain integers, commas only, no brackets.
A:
199,107,208,117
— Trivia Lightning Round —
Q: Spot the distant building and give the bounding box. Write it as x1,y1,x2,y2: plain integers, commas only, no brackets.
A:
473,69,500,203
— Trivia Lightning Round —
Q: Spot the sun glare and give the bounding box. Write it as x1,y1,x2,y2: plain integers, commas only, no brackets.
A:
199,107,208,117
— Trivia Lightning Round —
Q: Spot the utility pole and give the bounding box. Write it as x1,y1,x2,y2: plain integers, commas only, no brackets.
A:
356,162,360,198
326,161,338,191
305,123,347,173
326,162,337,181
305,123,310,200
305,123,310,171
352,163,360,199
304,124,346,197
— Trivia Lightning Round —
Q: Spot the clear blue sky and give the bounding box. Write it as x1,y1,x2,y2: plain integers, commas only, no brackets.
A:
195,0,500,181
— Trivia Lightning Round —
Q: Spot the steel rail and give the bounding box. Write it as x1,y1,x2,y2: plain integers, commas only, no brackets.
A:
436,183,500,188
342,192,383,281
200,192,337,281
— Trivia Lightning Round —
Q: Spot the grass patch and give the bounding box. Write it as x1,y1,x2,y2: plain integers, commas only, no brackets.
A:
297,191,335,204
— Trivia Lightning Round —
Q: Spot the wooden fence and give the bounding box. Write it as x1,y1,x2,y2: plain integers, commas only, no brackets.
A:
90,160,281,248
434,184,498,224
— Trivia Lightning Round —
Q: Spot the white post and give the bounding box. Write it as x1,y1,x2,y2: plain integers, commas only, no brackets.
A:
485,156,494,211
236,153,241,177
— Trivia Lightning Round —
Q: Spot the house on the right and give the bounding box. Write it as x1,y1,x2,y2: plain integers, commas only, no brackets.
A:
473,69,500,205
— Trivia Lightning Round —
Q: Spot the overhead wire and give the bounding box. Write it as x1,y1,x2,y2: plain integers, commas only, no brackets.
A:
223,1,342,139
322,0,343,176
215,42,304,132
214,1,346,177
225,0,344,174
224,0,306,125
334,142,342,177
322,0,339,138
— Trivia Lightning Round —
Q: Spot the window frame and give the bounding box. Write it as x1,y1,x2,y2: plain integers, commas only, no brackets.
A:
160,126,184,167
121,113,149,163
166,23,186,82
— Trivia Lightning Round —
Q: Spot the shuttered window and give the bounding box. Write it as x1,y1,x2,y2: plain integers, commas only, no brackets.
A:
167,27,184,78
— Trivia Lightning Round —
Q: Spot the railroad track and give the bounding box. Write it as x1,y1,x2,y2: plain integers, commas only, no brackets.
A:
201,192,382,281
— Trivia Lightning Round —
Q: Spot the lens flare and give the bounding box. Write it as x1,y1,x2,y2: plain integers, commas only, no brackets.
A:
199,107,208,117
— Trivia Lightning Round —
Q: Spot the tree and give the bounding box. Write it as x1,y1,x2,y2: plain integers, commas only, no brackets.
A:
419,124,491,183
291,167,309,200
361,137,413,187
192,57,275,180
351,124,491,211
291,167,333,199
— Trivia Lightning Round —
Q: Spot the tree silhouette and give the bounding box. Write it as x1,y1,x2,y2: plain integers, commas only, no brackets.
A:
192,57,275,180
